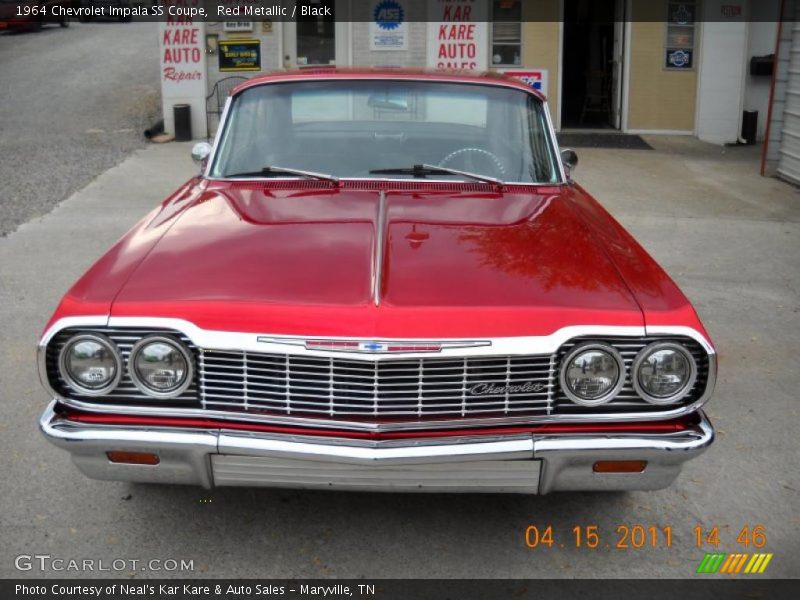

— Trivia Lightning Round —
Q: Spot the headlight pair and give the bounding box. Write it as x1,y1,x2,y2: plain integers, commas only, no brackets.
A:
58,334,193,398
560,341,697,407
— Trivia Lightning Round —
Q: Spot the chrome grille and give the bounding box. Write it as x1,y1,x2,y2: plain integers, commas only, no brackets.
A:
199,351,555,417
554,336,709,413
46,328,709,422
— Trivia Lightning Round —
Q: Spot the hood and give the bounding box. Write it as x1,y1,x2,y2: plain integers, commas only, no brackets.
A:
108,183,645,337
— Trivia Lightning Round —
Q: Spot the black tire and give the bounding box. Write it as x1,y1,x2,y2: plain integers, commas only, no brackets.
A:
120,15,132,23
60,17,69,28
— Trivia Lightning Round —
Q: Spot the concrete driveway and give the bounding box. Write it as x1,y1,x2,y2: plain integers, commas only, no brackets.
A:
0,138,797,578
0,21,159,236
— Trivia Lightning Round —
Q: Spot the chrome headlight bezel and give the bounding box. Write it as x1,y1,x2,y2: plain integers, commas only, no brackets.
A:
632,342,697,405
128,335,194,399
58,333,123,396
559,343,626,406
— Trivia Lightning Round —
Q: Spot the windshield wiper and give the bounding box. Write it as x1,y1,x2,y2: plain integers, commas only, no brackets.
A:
368,164,502,185
225,165,338,183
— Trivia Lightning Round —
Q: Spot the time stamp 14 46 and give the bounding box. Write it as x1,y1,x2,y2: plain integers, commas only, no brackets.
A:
523,524,768,550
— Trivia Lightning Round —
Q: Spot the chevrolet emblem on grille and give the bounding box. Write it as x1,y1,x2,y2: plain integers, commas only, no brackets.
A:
469,382,547,396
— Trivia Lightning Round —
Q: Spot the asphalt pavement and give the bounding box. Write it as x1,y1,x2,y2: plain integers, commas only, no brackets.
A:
0,137,797,579
0,21,160,236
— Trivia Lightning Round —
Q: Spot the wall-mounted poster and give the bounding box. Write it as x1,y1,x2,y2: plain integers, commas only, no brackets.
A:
370,0,407,51
219,40,261,72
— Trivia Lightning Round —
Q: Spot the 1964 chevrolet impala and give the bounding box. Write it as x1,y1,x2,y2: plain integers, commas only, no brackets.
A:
39,69,715,493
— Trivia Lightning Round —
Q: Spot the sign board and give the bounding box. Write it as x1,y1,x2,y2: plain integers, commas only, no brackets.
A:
224,21,253,33
158,16,205,96
219,40,262,72
370,0,407,51
665,49,693,69
426,0,488,71
499,69,549,97
157,3,207,138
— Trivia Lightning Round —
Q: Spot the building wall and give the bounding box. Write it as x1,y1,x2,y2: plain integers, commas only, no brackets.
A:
350,0,427,67
744,0,781,141
764,1,793,169
521,0,561,126
626,0,698,132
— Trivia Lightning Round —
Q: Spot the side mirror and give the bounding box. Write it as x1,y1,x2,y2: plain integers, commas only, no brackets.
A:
560,148,578,179
191,142,213,173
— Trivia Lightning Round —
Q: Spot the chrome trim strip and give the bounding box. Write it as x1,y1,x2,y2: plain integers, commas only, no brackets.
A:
217,431,534,465
204,96,231,179
256,336,492,353
373,190,387,307
204,177,570,187
544,100,567,183
38,318,716,432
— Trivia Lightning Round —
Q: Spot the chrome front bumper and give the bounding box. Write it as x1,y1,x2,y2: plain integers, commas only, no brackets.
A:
40,402,714,494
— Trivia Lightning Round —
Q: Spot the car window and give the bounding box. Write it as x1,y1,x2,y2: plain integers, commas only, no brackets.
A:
211,80,560,184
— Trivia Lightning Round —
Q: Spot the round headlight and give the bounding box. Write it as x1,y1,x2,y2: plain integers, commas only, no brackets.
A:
559,343,625,406
58,334,122,396
129,336,193,398
633,342,697,404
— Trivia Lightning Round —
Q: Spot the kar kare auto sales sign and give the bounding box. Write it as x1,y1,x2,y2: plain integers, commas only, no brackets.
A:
426,0,488,71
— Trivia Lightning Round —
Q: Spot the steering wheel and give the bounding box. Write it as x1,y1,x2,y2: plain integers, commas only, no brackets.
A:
439,147,506,177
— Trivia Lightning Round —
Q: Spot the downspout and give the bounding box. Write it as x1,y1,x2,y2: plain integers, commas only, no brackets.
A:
760,0,788,176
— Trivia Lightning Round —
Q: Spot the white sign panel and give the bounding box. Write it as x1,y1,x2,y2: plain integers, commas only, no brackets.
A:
224,21,254,33
158,3,207,138
499,69,549,97
370,0,408,51
426,0,488,71
159,16,205,97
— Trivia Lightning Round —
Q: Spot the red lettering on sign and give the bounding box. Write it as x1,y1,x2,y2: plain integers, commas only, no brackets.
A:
442,5,471,21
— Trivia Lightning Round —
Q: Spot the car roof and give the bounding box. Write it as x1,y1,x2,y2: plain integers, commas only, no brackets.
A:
230,67,547,101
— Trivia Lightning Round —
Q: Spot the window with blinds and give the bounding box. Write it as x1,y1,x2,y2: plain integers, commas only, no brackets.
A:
492,1,522,66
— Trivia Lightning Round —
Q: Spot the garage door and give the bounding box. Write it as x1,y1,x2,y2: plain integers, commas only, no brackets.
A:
778,6,800,183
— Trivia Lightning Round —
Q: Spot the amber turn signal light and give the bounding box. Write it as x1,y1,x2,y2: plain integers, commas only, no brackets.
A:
106,451,160,465
592,460,647,473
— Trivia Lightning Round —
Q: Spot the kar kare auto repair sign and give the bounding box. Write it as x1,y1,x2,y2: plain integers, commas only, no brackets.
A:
427,0,488,71
158,1,206,96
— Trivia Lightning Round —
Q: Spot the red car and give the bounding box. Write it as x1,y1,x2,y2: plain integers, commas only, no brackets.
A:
39,69,715,493
0,0,70,31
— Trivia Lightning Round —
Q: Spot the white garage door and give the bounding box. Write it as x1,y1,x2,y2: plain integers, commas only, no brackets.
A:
778,6,800,183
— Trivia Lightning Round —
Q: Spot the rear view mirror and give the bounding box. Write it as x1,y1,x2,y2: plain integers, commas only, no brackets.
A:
192,142,213,173
368,92,410,112
561,148,578,179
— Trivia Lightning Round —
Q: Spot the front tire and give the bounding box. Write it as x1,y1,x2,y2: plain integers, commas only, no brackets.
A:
60,17,69,28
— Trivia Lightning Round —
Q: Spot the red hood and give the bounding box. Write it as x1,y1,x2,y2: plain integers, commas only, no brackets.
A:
100,182,645,337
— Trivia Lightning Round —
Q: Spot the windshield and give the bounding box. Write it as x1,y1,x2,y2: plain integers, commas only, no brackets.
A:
210,80,561,184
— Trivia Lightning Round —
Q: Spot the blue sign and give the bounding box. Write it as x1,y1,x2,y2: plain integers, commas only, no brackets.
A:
666,49,693,69
374,0,404,31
